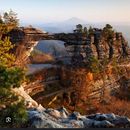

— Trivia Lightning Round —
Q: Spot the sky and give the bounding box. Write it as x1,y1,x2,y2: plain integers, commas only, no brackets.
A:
0,0,130,24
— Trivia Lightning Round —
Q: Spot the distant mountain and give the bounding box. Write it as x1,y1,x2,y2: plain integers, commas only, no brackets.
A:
36,17,88,33
31,18,130,44
34,40,68,57
61,17,87,25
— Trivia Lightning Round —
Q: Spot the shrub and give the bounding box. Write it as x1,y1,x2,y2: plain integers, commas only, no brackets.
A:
87,57,100,73
95,97,130,118
0,100,28,128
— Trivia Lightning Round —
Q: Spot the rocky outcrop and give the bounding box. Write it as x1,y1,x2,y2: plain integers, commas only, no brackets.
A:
7,26,130,66
9,26,130,128
55,28,130,64
11,26,129,107
28,105,130,128
25,65,61,96
13,86,130,128
12,86,38,109
7,27,54,65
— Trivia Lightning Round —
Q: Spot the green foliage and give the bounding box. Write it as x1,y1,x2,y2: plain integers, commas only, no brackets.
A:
0,66,26,89
0,24,9,35
87,57,100,73
0,65,27,127
0,37,15,66
0,15,3,24
111,57,123,75
83,27,88,36
0,10,19,35
0,100,28,128
76,24,83,33
106,24,113,29
87,56,109,73
100,56,109,70
103,24,114,40
3,9,19,27
74,25,88,34
88,26,94,35
0,87,18,105
0,10,27,128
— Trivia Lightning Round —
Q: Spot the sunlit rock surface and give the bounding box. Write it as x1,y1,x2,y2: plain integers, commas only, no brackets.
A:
14,86,130,128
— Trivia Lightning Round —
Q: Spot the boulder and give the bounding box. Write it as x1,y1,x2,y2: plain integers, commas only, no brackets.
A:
36,104,46,112
69,112,82,120
95,114,108,121
87,114,97,119
82,117,114,128
93,120,114,128
27,108,130,128
28,110,63,128
82,118,95,128
86,113,130,128
69,120,84,128
57,107,69,118
87,113,116,121
45,108,61,119
112,116,130,127
105,113,116,121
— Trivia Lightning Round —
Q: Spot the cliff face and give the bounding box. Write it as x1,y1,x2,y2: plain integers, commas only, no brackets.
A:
26,30,130,112
8,26,129,104
8,27,130,66
55,28,130,64
8,26,130,128
13,86,130,128
7,27,53,65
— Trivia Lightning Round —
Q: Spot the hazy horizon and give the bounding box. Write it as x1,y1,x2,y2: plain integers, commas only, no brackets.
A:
0,0,130,25
1,0,130,43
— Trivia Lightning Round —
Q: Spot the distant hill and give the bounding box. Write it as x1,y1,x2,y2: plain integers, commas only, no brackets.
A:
61,17,87,25
34,40,68,57
30,17,130,44
36,17,88,33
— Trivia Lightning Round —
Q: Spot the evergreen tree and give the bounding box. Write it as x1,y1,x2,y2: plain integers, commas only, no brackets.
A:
76,24,83,33
103,24,114,40
0,10,19,34
0,11,27,128
0,37,15,66
88,26,94,35
83,27,88,36
3,9,19,27
0,15,3,24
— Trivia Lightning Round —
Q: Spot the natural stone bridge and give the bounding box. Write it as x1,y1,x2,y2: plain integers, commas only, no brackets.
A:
8,27,130,66
7,27,57,65
7,27,130,106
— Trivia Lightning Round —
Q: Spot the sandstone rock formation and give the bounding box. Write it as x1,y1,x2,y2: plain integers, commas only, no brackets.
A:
55,28,130,65
13,86,130,128
28,106,130,128
7,27,52,65
7,26,130,66
8,26,130,128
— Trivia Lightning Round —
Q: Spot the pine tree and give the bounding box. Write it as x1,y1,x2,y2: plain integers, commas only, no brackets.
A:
76,24,83,33
3,9,19,27
103,24,114,40
0,11,27,128
88,26,94,36
0,37,15,66
84,27,88,34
